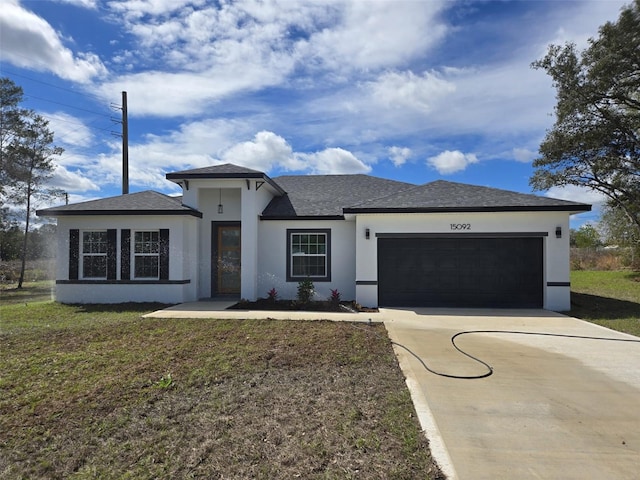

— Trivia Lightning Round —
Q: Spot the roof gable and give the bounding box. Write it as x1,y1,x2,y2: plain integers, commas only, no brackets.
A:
166,163,285,195
166,163,264,177
36,190,202,217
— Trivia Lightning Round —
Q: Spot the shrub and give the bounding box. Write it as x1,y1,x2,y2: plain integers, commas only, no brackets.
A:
329,288,341,308
266,287,279,302
570,248,627,271
296,278,314,304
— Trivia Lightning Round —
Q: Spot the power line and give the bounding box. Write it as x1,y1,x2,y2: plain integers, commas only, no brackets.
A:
38,112,115,135
23,93,112,118
1,66,107,104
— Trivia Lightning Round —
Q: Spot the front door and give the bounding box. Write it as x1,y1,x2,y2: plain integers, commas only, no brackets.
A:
214,224,241,295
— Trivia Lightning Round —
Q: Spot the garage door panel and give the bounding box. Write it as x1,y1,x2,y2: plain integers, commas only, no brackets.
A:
378,237,543,308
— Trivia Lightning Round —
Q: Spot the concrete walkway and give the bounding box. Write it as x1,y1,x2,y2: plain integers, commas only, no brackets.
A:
144,303,640,479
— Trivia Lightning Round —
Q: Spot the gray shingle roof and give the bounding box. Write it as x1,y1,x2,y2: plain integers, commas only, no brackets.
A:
166,163,285,194
36,165,591,220
261,174,415,218
166,163,264,178
36,191,202,217
343,180,591,213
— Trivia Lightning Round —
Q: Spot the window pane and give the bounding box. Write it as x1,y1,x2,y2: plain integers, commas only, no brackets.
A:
135,231,159,254
135,256,159,278
82,231,107,254
292,256,305,276
292,255,326,277
221,228,240,248
83,255,106,278
289,231,328,278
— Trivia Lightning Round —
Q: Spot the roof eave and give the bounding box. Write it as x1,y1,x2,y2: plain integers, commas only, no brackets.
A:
343,205,592,214
260,215,345,221
36,209,203,218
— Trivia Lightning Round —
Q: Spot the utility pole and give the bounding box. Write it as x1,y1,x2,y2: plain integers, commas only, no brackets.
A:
122,91,129,195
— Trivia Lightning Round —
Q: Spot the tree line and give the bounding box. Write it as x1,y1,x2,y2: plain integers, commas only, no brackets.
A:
0,223,57,262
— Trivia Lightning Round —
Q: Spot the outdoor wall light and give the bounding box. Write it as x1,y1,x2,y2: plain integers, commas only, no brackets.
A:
555,226,562,238
365,228,370,239
218,188,223,214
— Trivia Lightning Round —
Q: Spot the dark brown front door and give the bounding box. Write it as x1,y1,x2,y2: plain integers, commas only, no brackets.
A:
213,224,241,295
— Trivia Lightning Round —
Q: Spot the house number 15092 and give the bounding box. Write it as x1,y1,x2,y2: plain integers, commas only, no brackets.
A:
450,223,471,230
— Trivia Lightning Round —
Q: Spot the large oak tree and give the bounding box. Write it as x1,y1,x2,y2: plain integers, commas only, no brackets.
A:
531,0,640,246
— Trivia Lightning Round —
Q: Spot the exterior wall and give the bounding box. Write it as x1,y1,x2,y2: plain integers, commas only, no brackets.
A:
257,219,356,301
354,211,572,311
241,180,276,300
197,186,242,298
186,179,277,300
54,215,198,304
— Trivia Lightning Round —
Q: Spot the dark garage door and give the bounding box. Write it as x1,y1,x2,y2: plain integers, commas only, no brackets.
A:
378,237,543,308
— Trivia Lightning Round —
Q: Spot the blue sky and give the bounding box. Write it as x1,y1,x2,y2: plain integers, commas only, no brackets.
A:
1,0,629,226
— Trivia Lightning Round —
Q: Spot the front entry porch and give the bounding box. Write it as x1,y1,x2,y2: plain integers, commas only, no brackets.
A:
211,222,241,297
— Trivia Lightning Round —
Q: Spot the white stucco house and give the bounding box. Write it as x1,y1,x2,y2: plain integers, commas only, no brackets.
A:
37,163,590,310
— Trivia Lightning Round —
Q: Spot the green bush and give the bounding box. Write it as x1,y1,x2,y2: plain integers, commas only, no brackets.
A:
296,278,314,304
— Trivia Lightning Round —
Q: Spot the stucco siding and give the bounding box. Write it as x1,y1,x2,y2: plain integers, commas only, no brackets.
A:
257,219,356,301
197,186,241,298
193,179,276,300
54,215,198,304
355,211,572,311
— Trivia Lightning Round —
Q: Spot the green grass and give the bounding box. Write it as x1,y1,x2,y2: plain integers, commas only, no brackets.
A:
0,297,443,480
1,280,56,305
569,270,640,336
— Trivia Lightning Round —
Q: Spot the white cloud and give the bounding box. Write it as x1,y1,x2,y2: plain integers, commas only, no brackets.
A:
56,121,372,196
93,0,450,118
44,112,94,148
222,131,296,172
295,148,371,175
544,185,607,206
221,131,371,174
50,165,99,192
512,147,537,163
50,118,251,193
388,146,412,167
427,150,478,175
108,0,207,19
56,0,98,8
368,70,456,113
302,1,447,71
0,0,107,83
95,58,293,117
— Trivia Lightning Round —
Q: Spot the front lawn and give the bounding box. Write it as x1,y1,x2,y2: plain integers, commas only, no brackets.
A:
569,270,640,336
0,301,443,479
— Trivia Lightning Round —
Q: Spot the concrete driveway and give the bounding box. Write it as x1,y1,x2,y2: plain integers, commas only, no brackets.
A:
383,309,640,480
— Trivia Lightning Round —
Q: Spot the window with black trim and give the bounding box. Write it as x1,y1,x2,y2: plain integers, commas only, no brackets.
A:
286,229,331,281
82,231,107,278
134,231,160,278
